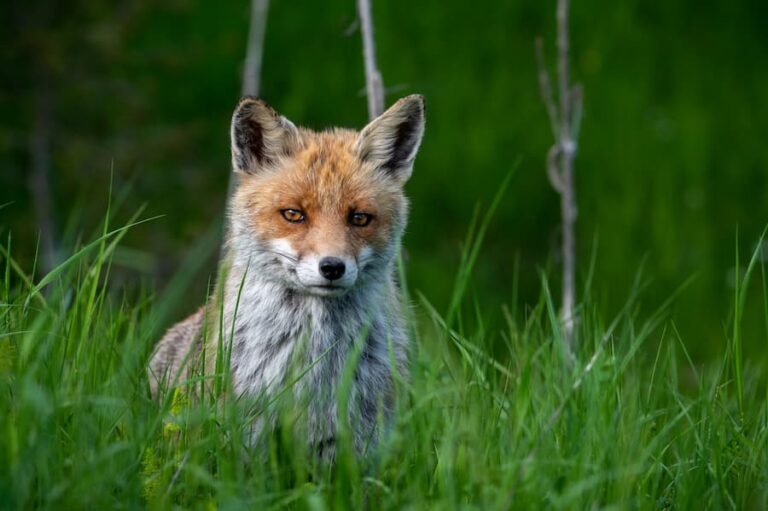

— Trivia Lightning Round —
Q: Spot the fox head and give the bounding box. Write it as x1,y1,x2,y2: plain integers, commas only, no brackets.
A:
227,95,425,297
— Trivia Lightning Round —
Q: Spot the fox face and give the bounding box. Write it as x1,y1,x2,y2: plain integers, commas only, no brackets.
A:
227,95,425,297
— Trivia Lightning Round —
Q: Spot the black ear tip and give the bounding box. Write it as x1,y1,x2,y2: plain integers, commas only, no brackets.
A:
236,95,259,109
404,93,424,106
234,96,276,117
397,94,425,118
416,95,425,116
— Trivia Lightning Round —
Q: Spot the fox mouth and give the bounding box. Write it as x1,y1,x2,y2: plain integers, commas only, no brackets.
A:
306,284,349,296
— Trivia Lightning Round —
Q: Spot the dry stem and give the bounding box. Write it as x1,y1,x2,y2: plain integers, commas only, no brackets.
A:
536,0,582,349
357,0,385,120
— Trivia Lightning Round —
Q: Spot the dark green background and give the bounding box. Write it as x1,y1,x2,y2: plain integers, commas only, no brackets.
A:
3,0,767,360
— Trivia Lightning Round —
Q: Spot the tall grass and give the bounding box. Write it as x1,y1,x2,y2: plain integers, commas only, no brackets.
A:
1,210,766,510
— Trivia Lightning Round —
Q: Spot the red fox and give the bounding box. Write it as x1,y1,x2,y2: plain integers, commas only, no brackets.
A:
149,95,426,458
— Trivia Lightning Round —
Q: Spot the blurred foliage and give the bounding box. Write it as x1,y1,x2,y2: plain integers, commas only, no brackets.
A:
2,0,768,360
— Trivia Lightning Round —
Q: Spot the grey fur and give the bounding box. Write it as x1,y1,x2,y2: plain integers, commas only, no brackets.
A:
148,306,205,398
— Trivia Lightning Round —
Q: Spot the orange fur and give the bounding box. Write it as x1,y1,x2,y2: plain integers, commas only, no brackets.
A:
232,129,406,260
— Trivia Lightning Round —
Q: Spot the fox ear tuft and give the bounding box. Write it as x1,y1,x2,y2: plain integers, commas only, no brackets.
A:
231,97,300,174
355,94,426,182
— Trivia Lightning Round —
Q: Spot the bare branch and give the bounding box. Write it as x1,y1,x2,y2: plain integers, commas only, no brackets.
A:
535,38,559,140
546,145,564,193
343,18,360,37
535,0,579,349
242,0,270,97
556,0,571,143
357,0,385,120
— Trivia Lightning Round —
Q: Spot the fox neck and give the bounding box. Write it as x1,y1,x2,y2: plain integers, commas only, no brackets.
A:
215,257,394,396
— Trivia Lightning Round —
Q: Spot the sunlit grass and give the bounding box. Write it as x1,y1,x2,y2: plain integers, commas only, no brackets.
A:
1,209,766,509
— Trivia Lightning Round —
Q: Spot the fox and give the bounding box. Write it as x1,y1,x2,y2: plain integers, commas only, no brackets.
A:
148,94,426,458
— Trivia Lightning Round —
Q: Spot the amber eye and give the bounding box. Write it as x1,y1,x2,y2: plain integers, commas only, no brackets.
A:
281,209,305,223
349,212,373,227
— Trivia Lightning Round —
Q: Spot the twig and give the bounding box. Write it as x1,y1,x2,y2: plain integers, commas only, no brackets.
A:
242,0,270,97
535,37,559,140
357,0,385,120
546,145,563,193
556,0,571,147
343,19,360,37
535,0,580,349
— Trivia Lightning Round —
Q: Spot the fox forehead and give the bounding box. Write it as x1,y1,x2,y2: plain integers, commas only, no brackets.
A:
233,129,407,254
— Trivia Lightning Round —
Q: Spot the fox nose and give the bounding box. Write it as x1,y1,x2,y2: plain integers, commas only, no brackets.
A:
319,257,346,281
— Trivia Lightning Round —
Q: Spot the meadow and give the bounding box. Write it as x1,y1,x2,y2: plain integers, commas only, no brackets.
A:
1,200,766,509
3,0,768,508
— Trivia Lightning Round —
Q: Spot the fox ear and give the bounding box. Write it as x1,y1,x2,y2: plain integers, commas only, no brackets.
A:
231,97,301,174
355,94,425,183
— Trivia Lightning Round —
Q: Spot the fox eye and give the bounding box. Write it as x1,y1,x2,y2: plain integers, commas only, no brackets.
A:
349,212,373,227
281,209,305,223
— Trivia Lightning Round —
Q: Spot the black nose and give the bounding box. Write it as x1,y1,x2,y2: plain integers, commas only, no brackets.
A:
319,257,346,281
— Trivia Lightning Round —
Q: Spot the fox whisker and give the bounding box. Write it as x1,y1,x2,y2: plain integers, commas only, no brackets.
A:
224,234,298,263
261,249,298,263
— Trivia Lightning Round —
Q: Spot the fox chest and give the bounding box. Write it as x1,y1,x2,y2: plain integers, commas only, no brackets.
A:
224,290,359,398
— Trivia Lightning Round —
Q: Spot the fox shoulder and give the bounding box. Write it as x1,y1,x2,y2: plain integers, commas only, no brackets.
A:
148,306,206,398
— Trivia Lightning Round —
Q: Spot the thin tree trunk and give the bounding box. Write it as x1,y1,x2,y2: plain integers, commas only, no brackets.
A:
536,0,582,350
29,79,59,274
357,0,385,120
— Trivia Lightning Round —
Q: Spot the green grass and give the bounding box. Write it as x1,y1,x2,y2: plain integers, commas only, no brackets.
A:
1,210,767,510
